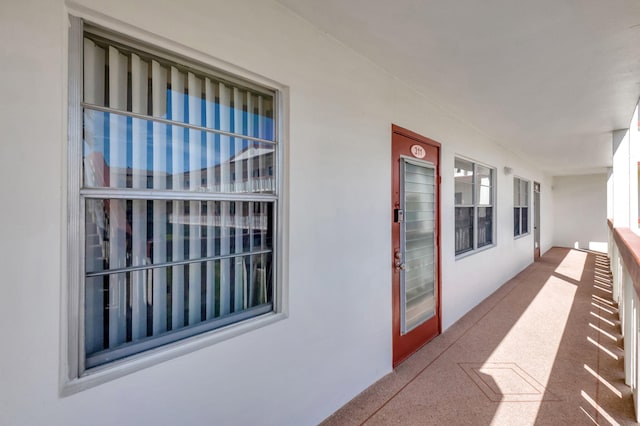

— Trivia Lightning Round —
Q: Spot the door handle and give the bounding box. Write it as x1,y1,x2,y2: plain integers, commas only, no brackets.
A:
394,250,405,270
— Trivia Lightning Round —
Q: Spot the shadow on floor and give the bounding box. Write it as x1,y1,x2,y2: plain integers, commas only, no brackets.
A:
321,248,635,425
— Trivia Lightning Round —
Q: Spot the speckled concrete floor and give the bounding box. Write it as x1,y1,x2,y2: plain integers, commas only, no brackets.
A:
322,248,636,425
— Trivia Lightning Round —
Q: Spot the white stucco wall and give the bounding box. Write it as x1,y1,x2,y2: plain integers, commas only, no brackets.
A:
0,1,554,425
552,174,608,252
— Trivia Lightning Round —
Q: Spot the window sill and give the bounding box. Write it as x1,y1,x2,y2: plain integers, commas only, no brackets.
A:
514,232,531,240
455,243,496,261
61,311,287,397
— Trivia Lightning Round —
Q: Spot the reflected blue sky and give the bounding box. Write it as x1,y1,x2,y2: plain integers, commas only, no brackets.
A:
84,107,273,174
83,89,274,173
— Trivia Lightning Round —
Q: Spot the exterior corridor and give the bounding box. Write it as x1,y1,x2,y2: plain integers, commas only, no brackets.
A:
323,248,635,425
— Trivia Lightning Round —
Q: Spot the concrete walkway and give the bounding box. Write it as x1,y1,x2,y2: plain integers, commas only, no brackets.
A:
322,248,636,425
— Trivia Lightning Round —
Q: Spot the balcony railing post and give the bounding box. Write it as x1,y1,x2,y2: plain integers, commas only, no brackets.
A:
619,252,625,337
616,247,623,304
624,267,633,386
610,221,640,422
636,309,640,420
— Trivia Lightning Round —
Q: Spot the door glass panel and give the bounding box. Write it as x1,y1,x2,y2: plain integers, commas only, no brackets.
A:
402,160,436,333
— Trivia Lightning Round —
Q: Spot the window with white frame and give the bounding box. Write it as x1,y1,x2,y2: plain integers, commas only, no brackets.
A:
454,158,495,256
514,177,530,237
68,19,280,374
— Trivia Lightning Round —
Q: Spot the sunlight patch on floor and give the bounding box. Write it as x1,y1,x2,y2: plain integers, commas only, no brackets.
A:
584,364,622,398
591,301,616,315
485,275,578,424
587,337,619,360
589,323,618,342
579,406,600,424
582,390,621,426
591,311,616,326
554,249,588,281
486,251,589,425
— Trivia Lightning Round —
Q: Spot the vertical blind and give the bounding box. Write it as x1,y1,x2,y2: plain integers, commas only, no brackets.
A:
81,32,277,367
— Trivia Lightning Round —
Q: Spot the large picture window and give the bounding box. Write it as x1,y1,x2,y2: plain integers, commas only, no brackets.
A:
454,158,495,256
68,19,280,374
514,177,530,237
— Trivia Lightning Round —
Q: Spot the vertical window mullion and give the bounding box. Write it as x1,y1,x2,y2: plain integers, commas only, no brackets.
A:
492,175,495,244
473,164,478,250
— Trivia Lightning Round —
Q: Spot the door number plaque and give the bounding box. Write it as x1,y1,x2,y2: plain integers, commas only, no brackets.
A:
410,144,426,159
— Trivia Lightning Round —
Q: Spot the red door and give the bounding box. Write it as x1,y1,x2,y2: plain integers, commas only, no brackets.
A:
392,125,441,367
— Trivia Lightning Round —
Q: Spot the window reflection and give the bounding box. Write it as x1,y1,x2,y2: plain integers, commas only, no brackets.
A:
83,111,275,193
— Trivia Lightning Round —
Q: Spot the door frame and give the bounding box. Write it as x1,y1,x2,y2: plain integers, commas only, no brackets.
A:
391,124,442,367
533,181,541,261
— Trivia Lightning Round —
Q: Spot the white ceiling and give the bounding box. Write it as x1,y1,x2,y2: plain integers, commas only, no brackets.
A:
277,0,640,175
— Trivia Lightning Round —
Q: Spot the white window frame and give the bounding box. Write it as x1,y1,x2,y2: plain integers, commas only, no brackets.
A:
63,15,288,394
454,157,496,258
514,177,530,238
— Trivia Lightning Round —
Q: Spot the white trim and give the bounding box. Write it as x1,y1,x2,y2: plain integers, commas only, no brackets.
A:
65,2,284,93
455,242,497,261
65,14,84,387
453,153,495,171
62,312,287,396
59,10,73,396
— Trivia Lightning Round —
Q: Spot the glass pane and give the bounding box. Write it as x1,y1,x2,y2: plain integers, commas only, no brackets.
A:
455,158,473,174
476,166,492,205
83,36,275,141
455,207,474,254
85,199,273,274
455,182,473,205
402,162,436,333
84,252,273,365
522,207,529,234
477,184,492,205
454,158,474,205
83,110,275,194
514,207,521,236
476,165,492,186
520,180,529,206
513,178,520,206
477,207,493,247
